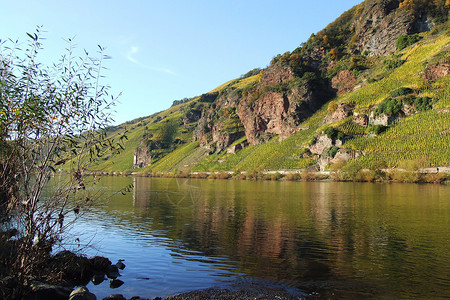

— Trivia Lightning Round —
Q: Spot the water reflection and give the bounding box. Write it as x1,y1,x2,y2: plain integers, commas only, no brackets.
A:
67,177,450,299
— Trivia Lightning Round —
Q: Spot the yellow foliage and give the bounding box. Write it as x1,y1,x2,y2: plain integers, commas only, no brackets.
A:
328,48,339,60
257,70,264,82
327,100,338,112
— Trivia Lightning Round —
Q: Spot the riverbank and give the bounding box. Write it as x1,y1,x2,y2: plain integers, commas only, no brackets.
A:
89,166,450,184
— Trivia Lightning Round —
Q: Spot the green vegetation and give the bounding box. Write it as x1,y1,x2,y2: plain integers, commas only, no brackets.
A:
0,30,129,297
90,3,450,183
397,34,421,50
375,97,403,116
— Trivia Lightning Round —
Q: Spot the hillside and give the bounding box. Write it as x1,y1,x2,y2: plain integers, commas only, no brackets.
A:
93,0,450,180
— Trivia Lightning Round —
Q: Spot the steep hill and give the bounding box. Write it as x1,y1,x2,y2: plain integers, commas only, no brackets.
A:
94,0,450,179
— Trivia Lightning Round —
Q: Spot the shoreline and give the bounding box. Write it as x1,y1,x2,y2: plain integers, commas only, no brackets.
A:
81,166,450,184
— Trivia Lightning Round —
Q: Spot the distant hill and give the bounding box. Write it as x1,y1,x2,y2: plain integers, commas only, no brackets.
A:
94,0,450,180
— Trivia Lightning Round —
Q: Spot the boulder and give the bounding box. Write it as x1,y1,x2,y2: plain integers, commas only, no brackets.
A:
69,286,96,300
133,146,151,169
27,282,72,300
106,265,120,279
91,274,106,285
353,114,369,127
103,295,126,300
310,135,334,155
115,260,126,270
89,256,112,273
423,63,450,82
109,278,124,289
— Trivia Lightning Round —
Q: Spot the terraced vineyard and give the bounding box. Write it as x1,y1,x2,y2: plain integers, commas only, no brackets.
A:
91,7,450,177
343,111,450,168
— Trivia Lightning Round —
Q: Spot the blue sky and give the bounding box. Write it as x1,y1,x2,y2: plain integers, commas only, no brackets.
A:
1,0,361,125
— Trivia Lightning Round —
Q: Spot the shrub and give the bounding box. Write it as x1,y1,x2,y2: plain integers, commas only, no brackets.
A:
324,127,345,140
218,172,231,180
390,87,414,97
284,173,301,181
397,34,421,50
414,97,433,112
327,100,338,112
0,29,126,296
369,125,388,135
389,169,422,183
376,97,403,116
384,59,406,70
326,146,340,158
423,172,448,183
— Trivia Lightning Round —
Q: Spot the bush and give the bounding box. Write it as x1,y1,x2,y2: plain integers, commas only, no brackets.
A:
324,127,345,140
397,34,421,50
414,97,433,112
376,97,403,116
326,146,340,158
423,172,448,183
369,125,388,135
388,169,422,183
384,59,406,70
390,87,414,97
284,173,301,181
0,29,126,296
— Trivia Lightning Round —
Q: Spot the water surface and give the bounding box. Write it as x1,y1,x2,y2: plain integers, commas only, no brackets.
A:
62,177,450,299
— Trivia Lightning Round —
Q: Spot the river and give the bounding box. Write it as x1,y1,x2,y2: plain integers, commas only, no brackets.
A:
58,177,450,299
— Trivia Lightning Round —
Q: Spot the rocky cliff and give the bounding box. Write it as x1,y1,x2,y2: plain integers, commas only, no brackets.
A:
190,0,446,151
123,0,449,173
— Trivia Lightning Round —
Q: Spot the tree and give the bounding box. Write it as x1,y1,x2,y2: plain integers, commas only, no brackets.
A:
0,28,126,297
155,118,179,148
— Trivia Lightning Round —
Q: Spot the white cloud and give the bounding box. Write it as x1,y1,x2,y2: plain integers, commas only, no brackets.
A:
126,46,139,64
125,45,176,76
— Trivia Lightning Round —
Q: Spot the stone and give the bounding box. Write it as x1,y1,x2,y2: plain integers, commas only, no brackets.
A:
27,282,72,300
89,256,112,272
115,260,126,270
310,135,333,155
69,286,96,300
106,264,120,279
326,103,354,123
110,278,125,289
102,295,126,300
353,114,368,127
92,273,106,285
423,63,450,82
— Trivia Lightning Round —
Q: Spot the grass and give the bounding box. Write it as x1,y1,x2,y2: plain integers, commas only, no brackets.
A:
91,27,450,174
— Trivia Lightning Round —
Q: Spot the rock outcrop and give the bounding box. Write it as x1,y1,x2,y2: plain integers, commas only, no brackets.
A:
423,63,450,81
133,146,151,169
351,0,436,56
237,63,331,145
325,103,354,124
331,70,358,94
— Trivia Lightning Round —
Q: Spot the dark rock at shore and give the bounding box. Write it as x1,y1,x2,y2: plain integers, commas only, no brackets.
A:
49,251,93,285
109,278,124,289
91,273,106,285
26,282,72,300
106,264,120,279
115,260,126,270
69,286,96,300
90,256,112,273
103,294,126,300
164,287,307,300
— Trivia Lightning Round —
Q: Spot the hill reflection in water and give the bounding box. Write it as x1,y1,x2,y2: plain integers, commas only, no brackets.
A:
62,177,449,299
